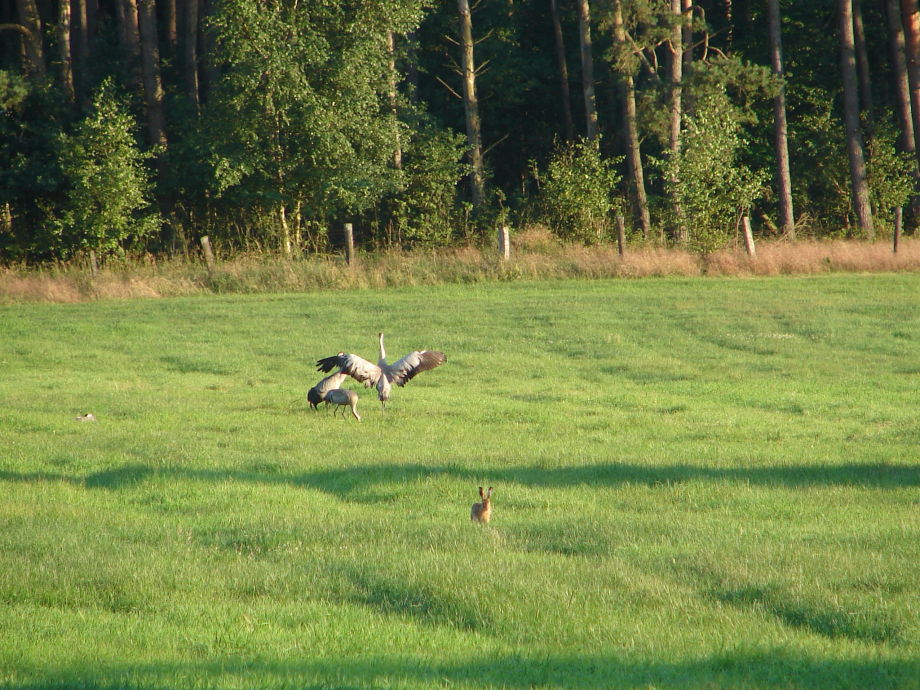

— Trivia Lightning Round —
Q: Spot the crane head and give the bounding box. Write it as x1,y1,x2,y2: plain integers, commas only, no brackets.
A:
307,386,323,409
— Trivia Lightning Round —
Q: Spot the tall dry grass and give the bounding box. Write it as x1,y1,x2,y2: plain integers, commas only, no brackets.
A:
1,233,919,304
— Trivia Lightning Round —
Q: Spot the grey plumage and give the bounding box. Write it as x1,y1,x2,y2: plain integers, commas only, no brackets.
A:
307,370,348,410
316,332,446,409
323,388,361,421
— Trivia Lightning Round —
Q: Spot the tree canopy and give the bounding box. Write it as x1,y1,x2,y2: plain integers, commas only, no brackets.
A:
0,0,916,261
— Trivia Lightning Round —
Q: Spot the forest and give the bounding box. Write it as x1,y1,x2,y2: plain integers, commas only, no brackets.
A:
1,0,919,262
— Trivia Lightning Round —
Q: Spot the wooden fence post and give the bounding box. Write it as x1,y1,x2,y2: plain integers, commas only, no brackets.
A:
893,207,902,254
498,225,510,260
344,223,355,266
615,215,626,257
89,250,99,279
742,215,756,258
200,235,216,273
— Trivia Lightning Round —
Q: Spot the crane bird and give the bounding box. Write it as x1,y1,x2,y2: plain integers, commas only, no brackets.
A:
307,370,349,410
316,332,446,409
323,389,361,421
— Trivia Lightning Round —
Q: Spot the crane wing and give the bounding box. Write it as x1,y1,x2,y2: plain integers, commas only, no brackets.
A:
316,353,380,387
386,350,447,386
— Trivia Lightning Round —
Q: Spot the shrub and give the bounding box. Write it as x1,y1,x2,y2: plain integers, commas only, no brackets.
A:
661,90,767,255
535,138,622,244
383,118,467,248
50,79,160,258
867,116,915,233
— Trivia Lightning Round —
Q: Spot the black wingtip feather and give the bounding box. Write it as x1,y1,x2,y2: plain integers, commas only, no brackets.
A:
316,354,342,373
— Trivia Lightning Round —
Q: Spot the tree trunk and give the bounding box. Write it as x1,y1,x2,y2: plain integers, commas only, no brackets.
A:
183,0,199,107
667,0,685,242
839,0,874,236
200,0,221,103
14,0,45,78
576,0,598,140
549,0,575,142
681,0,693,72
73,0,88,100
163,0,177,52
387,31,402,171
888,0,920,224
767,0,794,237
117,0,142,90
87,0,98,38
852,0,874,126
137,0,167,150
724,0,734,54
901,0,920,164
888,0,915,153
458,0,485,207
612,0,651,239
280,205,292,258
57,0,75,102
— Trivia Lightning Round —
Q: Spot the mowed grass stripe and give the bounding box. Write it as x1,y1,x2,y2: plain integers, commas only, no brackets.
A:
0,274,917,689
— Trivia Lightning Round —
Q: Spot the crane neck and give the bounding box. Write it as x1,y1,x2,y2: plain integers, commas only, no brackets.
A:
378,332,386,364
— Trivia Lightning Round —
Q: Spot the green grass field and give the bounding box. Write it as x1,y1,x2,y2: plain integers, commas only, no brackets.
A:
1,274,918,689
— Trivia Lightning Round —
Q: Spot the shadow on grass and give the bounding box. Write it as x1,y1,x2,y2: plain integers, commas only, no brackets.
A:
710,583,904,646
5,650,918,689
346,568,487,633
1,460,917,497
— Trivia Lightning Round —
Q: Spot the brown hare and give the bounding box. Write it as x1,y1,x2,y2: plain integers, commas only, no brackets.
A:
470,486,492,524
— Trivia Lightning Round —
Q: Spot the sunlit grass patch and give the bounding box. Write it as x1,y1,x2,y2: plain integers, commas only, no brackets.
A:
0,274,918,688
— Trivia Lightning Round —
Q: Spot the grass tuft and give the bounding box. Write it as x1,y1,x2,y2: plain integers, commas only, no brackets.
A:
2,236,919,303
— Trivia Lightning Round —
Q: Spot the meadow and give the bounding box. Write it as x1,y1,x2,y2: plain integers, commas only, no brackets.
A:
0,274,918,689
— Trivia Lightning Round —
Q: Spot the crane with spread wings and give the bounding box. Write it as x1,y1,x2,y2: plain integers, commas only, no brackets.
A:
315,332,446,409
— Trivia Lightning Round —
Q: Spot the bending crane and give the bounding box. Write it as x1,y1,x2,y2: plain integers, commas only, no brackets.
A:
307,370,349,410
316,332,446,409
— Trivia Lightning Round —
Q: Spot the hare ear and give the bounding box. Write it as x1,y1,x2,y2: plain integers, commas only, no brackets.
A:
478,486,484,498
486,487,493,498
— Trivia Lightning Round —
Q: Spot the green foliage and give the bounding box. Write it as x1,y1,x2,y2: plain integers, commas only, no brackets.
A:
535,138,622,244
50,79,160,258
203,0,434,250
0,69,29,110
379,116,467,247
0,72,68,259
661,83,768,254
788,86,851,234
867,117,916,231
